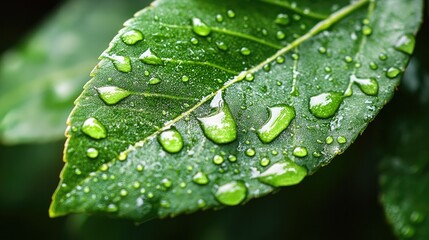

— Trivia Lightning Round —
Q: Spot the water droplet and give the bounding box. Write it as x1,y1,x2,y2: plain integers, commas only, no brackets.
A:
291,53,299,60
257,159,307,187
86,148,99,159
133,181,141,188
107,203,118,212
190,37,199,45
161,178,172,188
276,31,286,40
400,225,415,238
293,147,308,157
83,186,90,193
149,77,161,85
96,86,131,105
197,199,206,208
228,155,237,162
410,211,425,223
260,157,270,167
395,34,415,55
106,55,132,73
318,47,327,54
213,155,224,165
216,41,228,51
245,73,254,82
263,64,271,72
379,53,388,61
274,13,289,26
353,76,378,96
344,56,353,63
160,199,171,208
215,14,223,22
326,136,334,144
386,67,401,79
276,56,285,64
257,105,296,143
245,148,256,157
324,67,332,73
369,62,378,70
292,14,301,21
136,164,144,172
158,128,184,153
227,10,236,18
309,92,344,119
182,75,189,82
121,29,144,45
198,91,237,144
192,171,209,185
240,47,251,56
192,18,211,36
362,25,372,36
75,168,82,175
139,48,163,65
214,181,247,206
144,70,150,76
313,151,321,157
337,136,347,144
120,189,128,197
82,117,107,139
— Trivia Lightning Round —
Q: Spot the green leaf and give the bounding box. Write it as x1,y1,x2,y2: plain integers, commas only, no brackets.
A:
0,0,148,144
50,0,423,222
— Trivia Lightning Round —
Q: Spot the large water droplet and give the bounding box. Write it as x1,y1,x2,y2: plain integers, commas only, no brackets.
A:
96,86,131,105
394,34,415,55
106,55,132,73
257,159,307,187
192,18,211,36
293,147,308,157
121,29,144,45
309,92,343,118
386,67,401,79
139,48,163,65
214,181,247,206
257,105,295,143
348,75,379,96
82,117,107,139
158,128,183,153
86,148,99,159
198,91,237,144
193,171,209,185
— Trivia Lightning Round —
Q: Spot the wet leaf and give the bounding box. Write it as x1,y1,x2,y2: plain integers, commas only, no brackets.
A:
50,0,423,222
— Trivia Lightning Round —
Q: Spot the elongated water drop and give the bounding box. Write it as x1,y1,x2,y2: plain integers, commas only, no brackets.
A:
82,117,107,139
214,181,247,206
106,55,131,73
257,105,295,143
274,13,289,25
192,18,211,36
158,128,183,153
395,34,415,55
257,159,307,187
354,77,378,96
121,29,143,45
96,86,131,105
198,91,237,144
309,92,344,118
139,48,163,65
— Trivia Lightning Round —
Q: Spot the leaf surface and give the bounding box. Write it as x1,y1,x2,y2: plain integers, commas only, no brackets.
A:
50,0,423,221
0,0,148,144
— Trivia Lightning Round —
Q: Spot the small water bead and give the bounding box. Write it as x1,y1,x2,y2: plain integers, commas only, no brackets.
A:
144,70,150,76
197,199,206,208
240,47,251,56
260,157,270,167
318,46,327,54
190,37,199,45
160,200,171,208
147,192,154,198
139,48,163,65
313,151,322,157
75,168,82,175
192,18,211,36
133,181,141,189
227,10,236,18
276,56,285,64
121,29,144,45
198,91,237,144
149,77,161,85
309,92,344,119
213,155,224,165
326,136,334,144
158,128,183,153
324,67,332,73
257,159,307,187
263,64,271,72
228,155,237,162
83,186,90,193
261,29,268,36
257,105,296,144
291,53,299,60
245,148,256,157
82,117,107,139
216,41,228,51
395,34,415,55
86,148,99,159
293,147,308,157
386,67,401,79
344,56,353,63
96,86,131,105
193,171,209,185
276,31,286,40
292,14,301,21
369,62,378,70
271,150,278,155
214,181,247,206
215,14,223,22
182,75,189,82
379,53,388,61
179,182,186,188
245,73,254,82
136,164,144,172
120,189,128,197
100,164,109,172
337,136,347,144
274,13,289,25
161,178,172,188
361,25,372,36
107,55,132,73
107,203,118,212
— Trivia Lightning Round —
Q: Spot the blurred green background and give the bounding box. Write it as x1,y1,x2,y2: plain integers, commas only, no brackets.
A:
0,1,428,239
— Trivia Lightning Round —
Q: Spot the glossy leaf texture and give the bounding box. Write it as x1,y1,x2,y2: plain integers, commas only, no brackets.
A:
50,0,423,221
379,57,429,239
0,0,148,144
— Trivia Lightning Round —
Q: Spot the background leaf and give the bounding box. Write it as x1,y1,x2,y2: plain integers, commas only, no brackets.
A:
0,0,149,144
50,0,423,221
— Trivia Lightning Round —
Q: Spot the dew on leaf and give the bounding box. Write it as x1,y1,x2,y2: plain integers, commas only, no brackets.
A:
227,10,236,18
214,181,247,206
82,117,107,139
257,159,307,187
309,92,344,118
245,148,256,157
386,67,401,79
410,211,425,223
369,62,378,70
160,199,171,208
228,155,237,162
213,155,224,165
192,171,209,185
136,164,144,172
107,203,118,212
121,29,144,45
161,178,172,188
344,56,353,63
96,86,131,105
158,128,184,153
198,91,237,144
326,136,334,144
149,77,161,85
216,41,228,51
293,147,308,157
257,104,296,144
274,13,289,25
362,25,372,36
263,64,271,72
276,31,286,40
192,18,211,36
379,53,388,61
139,48,163,65
120,189,128,197
240,47,251,55
215,14,223,22
318,46,327,54
394,34,415,55
337,136,347,144
182,75,189,82
245,73,254,82
100,164,109,171
291,53,299,60
86,148,99,159
106,55,132,73
75,168,82,175
197,199,206,208
353,76,379,96
276,56,285,64
260,157,270,167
